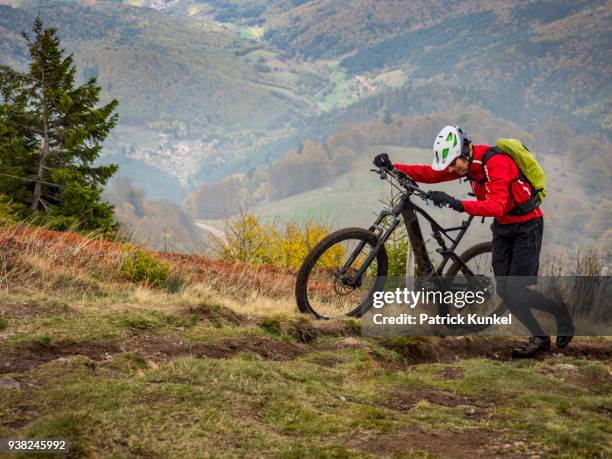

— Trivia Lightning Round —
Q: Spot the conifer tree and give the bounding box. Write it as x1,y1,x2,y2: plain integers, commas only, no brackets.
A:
0,17,119,232
0,69,37,208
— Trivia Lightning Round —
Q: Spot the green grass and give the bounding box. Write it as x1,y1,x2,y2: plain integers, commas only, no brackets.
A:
1,285,610,457
245,49,278,60
318,67,353,111
2,341,610,457
238,27,264,41
258,313,318,343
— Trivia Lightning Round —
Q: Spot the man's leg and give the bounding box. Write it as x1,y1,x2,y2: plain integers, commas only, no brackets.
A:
495,218,553,357
508,218,573,343
492,220,549,338
491,220,513,292
506,217,549,338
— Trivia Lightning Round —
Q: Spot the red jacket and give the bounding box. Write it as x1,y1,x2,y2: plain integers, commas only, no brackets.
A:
394,144,543,224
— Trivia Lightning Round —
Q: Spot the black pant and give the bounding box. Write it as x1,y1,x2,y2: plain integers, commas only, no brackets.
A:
491,217,567,337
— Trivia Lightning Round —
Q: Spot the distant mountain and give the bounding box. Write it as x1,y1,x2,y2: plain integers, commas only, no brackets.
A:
267,0,611,134
0,0,332,192
0,0,306,129
103,177,207,253
1,0,609,206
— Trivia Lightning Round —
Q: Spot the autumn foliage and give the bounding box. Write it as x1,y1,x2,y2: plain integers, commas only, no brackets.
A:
217,211,337,270
0,224,299,298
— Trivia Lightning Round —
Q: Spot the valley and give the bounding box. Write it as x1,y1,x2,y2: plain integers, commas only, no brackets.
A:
0,0,610,258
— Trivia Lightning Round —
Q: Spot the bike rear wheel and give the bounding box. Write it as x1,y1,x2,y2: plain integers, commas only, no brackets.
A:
441,241,506,332
295,227,388,319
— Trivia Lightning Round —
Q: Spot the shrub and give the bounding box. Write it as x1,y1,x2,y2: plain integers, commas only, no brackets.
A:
218,212,338,270
254,64,271,73
120,249,172,288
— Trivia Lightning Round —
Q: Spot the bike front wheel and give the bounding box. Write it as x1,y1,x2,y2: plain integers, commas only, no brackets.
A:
295,227,388,319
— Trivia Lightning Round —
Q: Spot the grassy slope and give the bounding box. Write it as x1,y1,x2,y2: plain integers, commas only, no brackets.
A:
250,147,432,226
0,228,611,457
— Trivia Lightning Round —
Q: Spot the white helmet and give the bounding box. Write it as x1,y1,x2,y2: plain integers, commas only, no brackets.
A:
432,125,471,171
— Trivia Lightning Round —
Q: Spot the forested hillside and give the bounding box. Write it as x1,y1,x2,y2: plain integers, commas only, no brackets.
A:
0,0,311,128
268,0,611,133
2,0,609,190
1,0,609,254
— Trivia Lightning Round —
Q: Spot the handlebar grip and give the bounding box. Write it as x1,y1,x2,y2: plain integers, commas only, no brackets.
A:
372,166,425,196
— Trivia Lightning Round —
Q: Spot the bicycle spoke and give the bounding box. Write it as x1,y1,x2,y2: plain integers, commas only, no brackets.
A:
304,236,381,319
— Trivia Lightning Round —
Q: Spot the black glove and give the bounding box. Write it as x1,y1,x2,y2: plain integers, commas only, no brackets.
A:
373,153,393,169
428,191,464,212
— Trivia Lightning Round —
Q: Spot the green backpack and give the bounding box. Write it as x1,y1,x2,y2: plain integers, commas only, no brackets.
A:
479,138,546,216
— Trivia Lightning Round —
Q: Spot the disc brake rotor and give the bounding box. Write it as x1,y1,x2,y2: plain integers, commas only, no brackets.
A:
333,268,362,295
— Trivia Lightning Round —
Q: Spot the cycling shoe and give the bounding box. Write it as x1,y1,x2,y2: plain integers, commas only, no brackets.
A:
512,336,551,359
556,302,574,349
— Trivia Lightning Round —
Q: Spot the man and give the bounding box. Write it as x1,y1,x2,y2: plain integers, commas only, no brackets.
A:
374,125,573,358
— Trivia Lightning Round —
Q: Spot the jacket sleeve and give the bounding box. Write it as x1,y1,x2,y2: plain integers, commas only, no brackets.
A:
393,163,458,183
462,155,512,218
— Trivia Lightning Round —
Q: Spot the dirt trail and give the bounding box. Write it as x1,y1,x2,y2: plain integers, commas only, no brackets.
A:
348,426,534,458
1,335,307,374
2,341,121,374
410,337,612,363
2,333,610,376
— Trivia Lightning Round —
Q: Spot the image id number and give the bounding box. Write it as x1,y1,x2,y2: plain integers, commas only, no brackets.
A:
1,439,69,453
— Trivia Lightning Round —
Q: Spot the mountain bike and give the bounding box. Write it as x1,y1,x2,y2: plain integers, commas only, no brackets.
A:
295,163,504,330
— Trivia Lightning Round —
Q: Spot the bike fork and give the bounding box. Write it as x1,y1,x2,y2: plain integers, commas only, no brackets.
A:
340,210,401,286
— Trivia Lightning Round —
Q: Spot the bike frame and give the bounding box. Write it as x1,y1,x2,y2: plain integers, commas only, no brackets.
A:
341,169,480,285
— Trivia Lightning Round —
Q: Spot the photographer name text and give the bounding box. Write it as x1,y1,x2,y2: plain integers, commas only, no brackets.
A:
372,312,512,326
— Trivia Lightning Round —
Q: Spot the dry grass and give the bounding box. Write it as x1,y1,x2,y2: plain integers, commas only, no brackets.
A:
0,225,130,295
209,290,297,316
2,224,609,323
160,252,297,299
541,248,608,276
0,225,299,309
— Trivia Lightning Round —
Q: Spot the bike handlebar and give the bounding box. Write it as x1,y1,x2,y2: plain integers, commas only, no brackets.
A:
371,166,430,201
